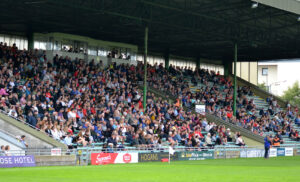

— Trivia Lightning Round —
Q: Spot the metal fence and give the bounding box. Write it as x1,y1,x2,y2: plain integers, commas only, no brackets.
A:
3,144,299,166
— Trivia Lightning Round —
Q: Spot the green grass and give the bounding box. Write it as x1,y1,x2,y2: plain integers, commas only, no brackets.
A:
1,156,300,182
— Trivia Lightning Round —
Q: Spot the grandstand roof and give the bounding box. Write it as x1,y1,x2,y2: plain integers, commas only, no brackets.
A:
0,0,300,62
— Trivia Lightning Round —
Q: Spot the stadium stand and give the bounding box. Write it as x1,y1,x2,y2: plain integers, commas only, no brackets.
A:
144,63,299,145
0,42,250,150
0,40,299,151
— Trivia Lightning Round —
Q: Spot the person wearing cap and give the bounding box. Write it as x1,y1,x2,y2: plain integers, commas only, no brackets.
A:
264,135,272,159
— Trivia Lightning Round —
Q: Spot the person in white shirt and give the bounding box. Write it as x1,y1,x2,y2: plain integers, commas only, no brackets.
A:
63,132,73,149
68,109,77,119
51,126,60,140
236,134,245,147
4,145,11,156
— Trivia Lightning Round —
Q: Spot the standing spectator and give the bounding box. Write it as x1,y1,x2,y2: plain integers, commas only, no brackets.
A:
264,135,272,159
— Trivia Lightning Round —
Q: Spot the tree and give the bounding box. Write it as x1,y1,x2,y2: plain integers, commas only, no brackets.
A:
257,82,268,92
281,81,300,107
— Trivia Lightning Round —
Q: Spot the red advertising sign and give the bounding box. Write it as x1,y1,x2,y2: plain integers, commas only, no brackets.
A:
91,153,138,165
123,153,132,163
91,153,118,165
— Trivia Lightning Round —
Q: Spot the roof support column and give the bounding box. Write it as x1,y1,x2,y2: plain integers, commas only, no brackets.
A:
27,31,34,50
196,57,200,70
164,49,170,70
143,26,148,111
223,60,232,77
233,43,237,117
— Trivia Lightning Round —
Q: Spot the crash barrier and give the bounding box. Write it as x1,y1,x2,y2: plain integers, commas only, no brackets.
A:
1,146,298,167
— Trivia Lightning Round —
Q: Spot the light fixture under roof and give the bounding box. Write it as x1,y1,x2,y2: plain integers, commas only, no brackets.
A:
251,2,258,9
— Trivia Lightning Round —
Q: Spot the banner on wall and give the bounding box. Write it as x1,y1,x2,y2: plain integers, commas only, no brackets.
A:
277,148,285,157
240,149,264,158
269,148,277,157
179,151,214,161
195,105,206,115
91,153,138,165
285,148,293,156
0,155,36,168
51,148,62,156
139,152,179,162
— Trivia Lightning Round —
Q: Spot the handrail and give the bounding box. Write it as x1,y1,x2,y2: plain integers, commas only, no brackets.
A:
228,74,291,109
141,84,264,143
0,111,67,149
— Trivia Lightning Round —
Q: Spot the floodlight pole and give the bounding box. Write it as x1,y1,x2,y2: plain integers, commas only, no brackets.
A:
143,26,148,111
233,43,237,116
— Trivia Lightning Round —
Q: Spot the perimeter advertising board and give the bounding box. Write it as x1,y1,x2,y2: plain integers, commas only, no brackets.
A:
284,148,293,156
240,149,264,158
139,152,179,162
277,148,285,157
0,155,36,168
179,151,214,161
269,148,277,157
91,153,138,165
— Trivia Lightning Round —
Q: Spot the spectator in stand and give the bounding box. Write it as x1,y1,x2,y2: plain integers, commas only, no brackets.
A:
235,134,245,147
0,145,4,156
20,135,28,148
63,132,73,149
4,145,10,156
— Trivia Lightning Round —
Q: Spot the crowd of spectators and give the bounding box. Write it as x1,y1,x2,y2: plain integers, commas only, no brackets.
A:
0,145,10,156
143,62,299,142
0,42,244,150
1,41,298,151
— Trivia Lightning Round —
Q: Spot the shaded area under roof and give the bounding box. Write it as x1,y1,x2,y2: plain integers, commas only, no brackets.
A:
0,0,300,62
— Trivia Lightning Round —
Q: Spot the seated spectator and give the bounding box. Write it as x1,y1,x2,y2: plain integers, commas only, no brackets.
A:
4,145,10,156
235,134,245,147
272,135,280,147
205,133,213,147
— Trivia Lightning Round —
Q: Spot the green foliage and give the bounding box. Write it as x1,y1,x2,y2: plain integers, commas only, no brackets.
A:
257,82,268,92
282,81,300,107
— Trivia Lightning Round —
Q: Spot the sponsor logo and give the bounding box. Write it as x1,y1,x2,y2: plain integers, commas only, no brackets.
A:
277,148,285,156
285,148,293,156
123,153,132,163
96,154,112,164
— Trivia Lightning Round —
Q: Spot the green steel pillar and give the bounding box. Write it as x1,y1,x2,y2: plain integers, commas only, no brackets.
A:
143,26,148,111
164,49,170,70
27,32,34,50
223,61,229,76
196,57,200,69
233,43,237,117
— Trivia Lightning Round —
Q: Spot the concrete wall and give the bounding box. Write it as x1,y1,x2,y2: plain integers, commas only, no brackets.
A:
35,155,76,166
232,61,258,85
258,64,278,95
0,113,67,149
0,119,53,148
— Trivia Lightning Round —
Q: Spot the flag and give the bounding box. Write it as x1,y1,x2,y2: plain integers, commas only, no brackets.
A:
169,146,175,155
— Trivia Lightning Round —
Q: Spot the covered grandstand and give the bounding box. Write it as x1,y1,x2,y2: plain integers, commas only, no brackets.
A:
0,0,299,164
